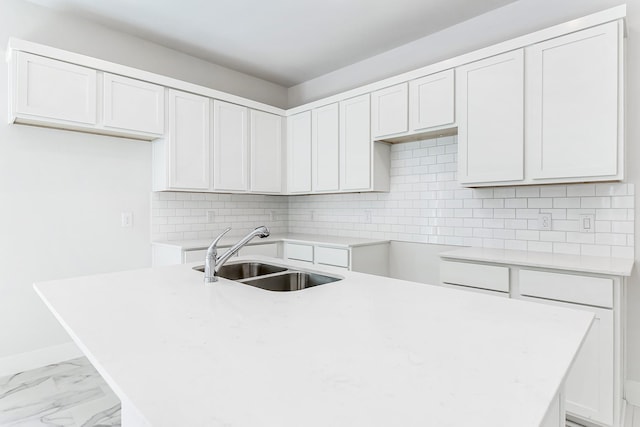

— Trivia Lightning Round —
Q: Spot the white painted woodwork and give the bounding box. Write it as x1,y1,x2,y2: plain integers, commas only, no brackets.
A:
250,110,282,193
315,246,349,268
15,52,97,125
519,269,614,308
167,90,210,191
237,243,279,258
312,103,340,192
439,282,510,298
440,260,510,293
371,83,408,138
103,73,164,134
340,94,371,191
213,100,249,192
527,21,621,182
284,243,314,262
456,49,524,185
286,111,312,193
520,296,614,426
409,69,455,131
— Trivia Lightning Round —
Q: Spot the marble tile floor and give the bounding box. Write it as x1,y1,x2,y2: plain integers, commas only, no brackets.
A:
0,357,120,426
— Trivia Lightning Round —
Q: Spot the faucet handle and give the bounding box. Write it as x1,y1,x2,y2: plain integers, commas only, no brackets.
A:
210,227,232,248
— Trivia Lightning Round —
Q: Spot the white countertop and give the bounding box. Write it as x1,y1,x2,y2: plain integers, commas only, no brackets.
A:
34,256,593,427
152,233,390,250
440,247,634,276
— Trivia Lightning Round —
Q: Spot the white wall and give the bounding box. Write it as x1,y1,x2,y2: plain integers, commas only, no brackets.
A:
0,0,286,363
287,0,625,106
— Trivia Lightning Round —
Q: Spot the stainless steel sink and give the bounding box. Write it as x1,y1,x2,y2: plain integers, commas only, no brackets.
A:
193,261,341,291
192,262,286,280
241,272,340,292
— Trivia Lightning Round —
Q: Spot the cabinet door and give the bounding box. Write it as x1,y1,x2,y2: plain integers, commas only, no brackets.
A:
312,103,340,192
520,296,614,426
213,100,248,192
456,49,524,185
286,111,312,193
250,110,282,193
409,69,455,131
371,83,408,138
15,52,97,125
527,21,621,181
167,90,210,190
340,94,371,191
103,73,164,134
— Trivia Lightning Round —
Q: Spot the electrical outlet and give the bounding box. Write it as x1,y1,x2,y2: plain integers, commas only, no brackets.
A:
121,212,133,227
537,213,551,231
364,210,372,224
579,214,595,233
206,210,216,223
310,210,315,221
269,210,276,221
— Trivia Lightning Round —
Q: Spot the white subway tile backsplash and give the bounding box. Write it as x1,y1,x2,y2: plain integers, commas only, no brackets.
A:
151,135,634,259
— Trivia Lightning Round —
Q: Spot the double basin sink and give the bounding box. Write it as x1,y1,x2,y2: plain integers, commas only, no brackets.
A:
193,262,341,292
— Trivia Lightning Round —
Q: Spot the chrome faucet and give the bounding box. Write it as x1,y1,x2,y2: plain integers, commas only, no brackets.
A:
204,226,270,283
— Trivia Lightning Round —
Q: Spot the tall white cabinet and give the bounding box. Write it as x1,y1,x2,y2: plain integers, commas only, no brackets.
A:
152,90,210,191
340,94,371,191
312,103,340,192
286,111,312,194
250,110,282,193
526,20,622,183
456,49,525,185
213,100,249,192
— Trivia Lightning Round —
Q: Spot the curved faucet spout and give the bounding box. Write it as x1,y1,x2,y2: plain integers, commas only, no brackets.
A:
204,226,270,283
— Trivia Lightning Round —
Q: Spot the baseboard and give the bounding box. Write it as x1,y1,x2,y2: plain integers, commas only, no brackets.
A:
626,379,640,407
0,342,82,377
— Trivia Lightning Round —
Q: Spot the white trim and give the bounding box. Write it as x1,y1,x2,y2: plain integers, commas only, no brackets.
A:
286,5,626,115
0,342,82,377
625,379,640,407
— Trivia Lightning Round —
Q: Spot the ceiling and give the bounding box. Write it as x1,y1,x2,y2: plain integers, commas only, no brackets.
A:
26,0,519,87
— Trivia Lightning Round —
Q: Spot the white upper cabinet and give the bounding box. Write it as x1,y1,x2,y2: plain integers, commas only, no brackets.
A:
13,52,97,125
409,69,455,132
286,111,312,194
340,94,371,191
250,110,282,193
163,90,210,191
526,21,622,183
371,83,408,138
312,103,340,192
103,73,164,135
456,49,525,186
213,100,249,192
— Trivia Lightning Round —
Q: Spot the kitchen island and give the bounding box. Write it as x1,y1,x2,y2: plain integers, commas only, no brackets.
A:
34,256,593,427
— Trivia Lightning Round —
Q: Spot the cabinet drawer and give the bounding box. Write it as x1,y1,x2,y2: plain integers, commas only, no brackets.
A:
519,269,613,308
285,243,313,262
315,246,349,268
440,282,509,298
440,260,509,293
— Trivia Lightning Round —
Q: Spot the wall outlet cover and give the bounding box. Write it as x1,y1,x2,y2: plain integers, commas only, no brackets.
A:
537,213,551,231
579,214,595,233
206,210,216,223
121,212,133,227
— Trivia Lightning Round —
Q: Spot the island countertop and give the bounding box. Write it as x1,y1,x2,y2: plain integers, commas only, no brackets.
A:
34,256,593,427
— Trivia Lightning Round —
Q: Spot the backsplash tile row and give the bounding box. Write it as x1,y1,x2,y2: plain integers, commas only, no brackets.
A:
151,193,288,241
151,135,634,259
288,135,634,259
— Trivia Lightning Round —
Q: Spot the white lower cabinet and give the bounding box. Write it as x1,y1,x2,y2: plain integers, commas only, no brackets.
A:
283,241,389,275
440,258,625,427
